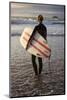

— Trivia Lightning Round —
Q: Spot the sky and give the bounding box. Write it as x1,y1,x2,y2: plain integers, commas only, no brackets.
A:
11,2,65,19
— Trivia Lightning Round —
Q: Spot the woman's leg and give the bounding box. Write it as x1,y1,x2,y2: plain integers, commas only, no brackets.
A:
31,55,38,75
38,57,43,74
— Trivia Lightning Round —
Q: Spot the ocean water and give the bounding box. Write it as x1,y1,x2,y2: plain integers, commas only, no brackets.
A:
10,20,65,97
11,18,64,36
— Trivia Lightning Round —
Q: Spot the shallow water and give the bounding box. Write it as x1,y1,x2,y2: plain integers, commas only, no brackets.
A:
10,36,65,97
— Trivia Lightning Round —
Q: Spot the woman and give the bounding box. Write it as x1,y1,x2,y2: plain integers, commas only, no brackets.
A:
26,15,47,75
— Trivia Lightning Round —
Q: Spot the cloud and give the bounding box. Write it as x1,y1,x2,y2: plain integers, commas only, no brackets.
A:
11,2,65,19
11,2,32,9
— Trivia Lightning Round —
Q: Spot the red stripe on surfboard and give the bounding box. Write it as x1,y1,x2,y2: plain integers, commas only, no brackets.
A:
30,43,49,58
23,36,49,57
25,32,51,52
25,32,31,37
33,37,51,52
23,36,28,42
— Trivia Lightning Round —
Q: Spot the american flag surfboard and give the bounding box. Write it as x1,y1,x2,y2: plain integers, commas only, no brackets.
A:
20,27,51,58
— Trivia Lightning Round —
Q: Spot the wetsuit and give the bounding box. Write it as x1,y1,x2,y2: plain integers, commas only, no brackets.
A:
27,22,47,75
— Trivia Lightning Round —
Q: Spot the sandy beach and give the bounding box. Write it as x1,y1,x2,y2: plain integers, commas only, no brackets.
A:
9,36,65,97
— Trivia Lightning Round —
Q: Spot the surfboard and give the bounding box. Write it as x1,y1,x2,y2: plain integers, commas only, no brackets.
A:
20,27,51,58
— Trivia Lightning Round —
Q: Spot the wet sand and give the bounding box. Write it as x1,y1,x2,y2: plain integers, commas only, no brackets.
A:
10,36,65,97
